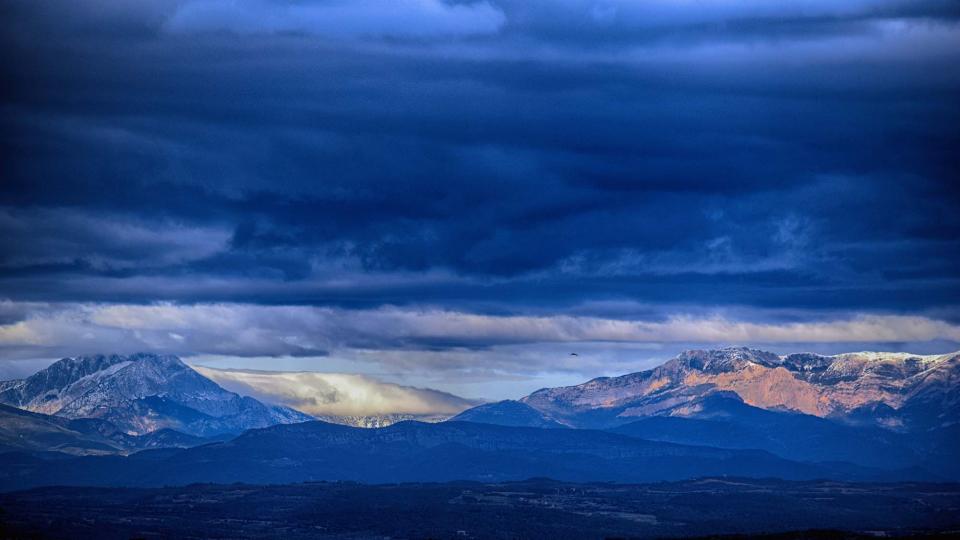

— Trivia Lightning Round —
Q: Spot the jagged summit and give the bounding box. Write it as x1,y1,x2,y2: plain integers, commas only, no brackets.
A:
0,353,313,437
676,347,783,370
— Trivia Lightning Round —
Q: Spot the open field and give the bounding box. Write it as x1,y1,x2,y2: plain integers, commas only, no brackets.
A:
2,478,959,539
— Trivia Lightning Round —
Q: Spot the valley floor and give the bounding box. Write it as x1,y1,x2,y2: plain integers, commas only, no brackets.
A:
1,478,959,539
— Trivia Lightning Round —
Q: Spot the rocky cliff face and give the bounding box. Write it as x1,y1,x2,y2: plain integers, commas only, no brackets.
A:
0,354,313,437
516,347,959,430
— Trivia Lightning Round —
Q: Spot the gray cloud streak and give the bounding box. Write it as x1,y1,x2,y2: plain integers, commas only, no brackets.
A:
1,302,958,362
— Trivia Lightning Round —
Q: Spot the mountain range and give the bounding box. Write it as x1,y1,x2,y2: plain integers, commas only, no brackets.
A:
455,348,960,432
450,347,960,476
0,353,312,438
0,347,958,490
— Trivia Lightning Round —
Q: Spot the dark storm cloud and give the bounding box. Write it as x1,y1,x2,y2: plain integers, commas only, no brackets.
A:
1,0,959,321
489,0,960,48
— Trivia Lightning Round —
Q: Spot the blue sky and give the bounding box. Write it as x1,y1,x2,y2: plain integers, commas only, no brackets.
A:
1,0,958,401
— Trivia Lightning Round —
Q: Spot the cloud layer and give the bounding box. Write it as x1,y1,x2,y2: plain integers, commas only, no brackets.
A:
3,0,958,305
194,366,478,416
2,300,958,360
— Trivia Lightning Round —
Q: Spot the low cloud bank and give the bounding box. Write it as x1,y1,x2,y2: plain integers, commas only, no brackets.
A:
194,366,478,417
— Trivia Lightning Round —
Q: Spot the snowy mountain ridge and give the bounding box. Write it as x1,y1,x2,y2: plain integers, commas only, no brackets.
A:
0,353,313,437
488,347,960,431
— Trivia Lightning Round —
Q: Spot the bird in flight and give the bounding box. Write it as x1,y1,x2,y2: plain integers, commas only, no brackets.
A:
569,352,579,356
